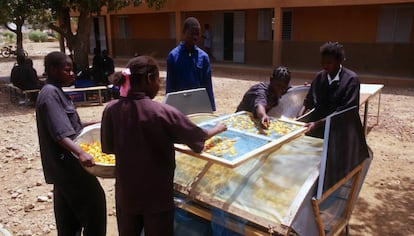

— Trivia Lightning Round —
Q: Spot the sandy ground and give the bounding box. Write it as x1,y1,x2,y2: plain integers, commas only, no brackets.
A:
0,42,413,235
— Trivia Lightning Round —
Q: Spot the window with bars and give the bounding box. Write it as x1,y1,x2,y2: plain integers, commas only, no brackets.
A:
282,11,292,41
258,9,272,40
118,16,130,39
376,5,413,43
169,13,176,39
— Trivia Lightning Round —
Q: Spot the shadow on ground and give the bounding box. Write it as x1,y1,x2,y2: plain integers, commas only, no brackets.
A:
382,86,414,96
350,176,414,235
0,87,36,117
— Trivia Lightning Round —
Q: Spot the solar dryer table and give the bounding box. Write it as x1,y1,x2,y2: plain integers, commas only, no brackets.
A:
173,112,371,236
174,135,324,235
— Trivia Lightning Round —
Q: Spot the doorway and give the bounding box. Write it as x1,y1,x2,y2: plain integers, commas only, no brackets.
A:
212,12,245,63
223,13,234,61
89,16,107,54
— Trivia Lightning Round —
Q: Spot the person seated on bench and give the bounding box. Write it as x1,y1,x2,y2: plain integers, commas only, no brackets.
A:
10,55,42,102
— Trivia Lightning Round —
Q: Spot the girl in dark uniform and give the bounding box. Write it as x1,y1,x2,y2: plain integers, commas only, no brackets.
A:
101,55,226,236
299,42,361,138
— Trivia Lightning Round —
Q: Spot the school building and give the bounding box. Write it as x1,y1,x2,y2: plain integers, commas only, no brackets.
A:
93,0,414,79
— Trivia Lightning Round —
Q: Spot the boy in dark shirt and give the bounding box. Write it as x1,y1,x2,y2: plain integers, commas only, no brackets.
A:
236,66,291,128
100,55,226,236
299,42,360,138
36,52,106,235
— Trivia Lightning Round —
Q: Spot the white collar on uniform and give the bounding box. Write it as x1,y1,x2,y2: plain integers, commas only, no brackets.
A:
327,64,342,85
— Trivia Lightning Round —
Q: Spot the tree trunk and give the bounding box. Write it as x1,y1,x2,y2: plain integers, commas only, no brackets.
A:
5,16,25,58
59,35,65,52
72,10,93,71
48,7,93,71
15,17,24,57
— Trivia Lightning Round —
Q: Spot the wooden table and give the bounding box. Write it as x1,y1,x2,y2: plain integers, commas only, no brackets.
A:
62,86,108,105
359,84,384,135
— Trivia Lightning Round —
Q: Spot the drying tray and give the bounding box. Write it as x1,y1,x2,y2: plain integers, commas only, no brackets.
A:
175,111,307,168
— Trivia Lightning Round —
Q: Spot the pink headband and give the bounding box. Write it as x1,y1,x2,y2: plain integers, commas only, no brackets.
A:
120,68,131,97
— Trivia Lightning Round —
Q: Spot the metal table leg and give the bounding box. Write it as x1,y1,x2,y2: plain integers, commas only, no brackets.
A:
363,100,369,136
375,90,382,125
98,89,102,105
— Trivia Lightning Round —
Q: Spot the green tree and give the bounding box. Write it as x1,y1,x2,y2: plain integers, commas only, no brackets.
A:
47,0,166,70
0,0,50,56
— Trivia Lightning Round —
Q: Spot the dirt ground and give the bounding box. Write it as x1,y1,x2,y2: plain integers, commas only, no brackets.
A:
0,42,413,236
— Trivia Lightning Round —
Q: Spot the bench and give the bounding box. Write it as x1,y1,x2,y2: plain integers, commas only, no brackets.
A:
5,83,40,106
62,86,108,105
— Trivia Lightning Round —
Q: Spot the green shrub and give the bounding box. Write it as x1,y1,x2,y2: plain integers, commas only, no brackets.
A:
2,31,16,41
53,31,60,39
28,30,48,42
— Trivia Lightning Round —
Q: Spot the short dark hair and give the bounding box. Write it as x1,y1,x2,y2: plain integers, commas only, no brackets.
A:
320,42,345,62
271,66,291,85
44,51,68,74
183,17,200,33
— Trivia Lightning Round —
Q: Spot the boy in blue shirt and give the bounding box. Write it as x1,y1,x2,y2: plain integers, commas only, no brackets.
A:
166,17,216,111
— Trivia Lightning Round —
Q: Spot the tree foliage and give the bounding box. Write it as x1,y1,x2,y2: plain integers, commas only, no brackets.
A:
47,0,166,70
0,0,51,56
0,0,165,66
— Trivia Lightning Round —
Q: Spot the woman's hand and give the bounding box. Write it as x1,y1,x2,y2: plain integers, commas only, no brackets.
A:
214,123,227,133
260,115,270,129
305,119,324,133
205,123,227,139
305,122,316,133
256,104,270,129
